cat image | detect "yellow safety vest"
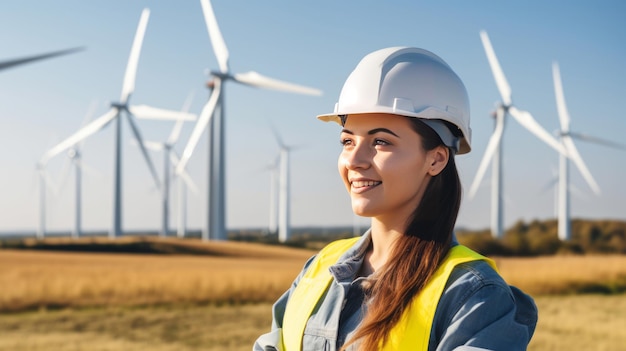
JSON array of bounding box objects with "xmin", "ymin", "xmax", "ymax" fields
[{"xmin": 281, "ymin": 237, "xmax": 498, "ymax": 351}]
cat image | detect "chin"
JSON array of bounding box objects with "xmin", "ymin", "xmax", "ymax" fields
[{"xmin": 351, "ymin": 205, "xmax": 375, "ymax": 218}]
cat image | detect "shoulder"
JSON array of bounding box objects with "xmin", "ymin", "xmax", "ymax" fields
[
  {"xmin": 449, "ymin": 260, "xmax": 508, "ymax": 293},
  {"xmin": 431, "ymin": 260, "xmax": 538, "ymax": 349},
  {"xmin": 442, "ymin": 260, "xmax": 518, "ymax": 316}
]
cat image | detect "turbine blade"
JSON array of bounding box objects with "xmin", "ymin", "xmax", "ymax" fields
[
  {"xmin": 568, "ymin": 132, "xmax": 626, "ymax": 150},
  {"xmin": 120, "ymin": 8, "xmax": 150, "ymax": 103},
  {"xmin": 181, "ymin": 90, "xmax": 196, "ymax": 113},
  {"xmin": 145, "ymin": 140, "xmax": 164, "ymax": 151},
  {"xmin": 43, "ymin": 169, "xmax": 60, "ymax": 197},
  {"xmin": 40, "ymin": 109, "xmax": 118, "ymax": 165},
  {"xmin": 167, "ymin": 91, "xmax": 196, "ymax": 145},
  {"xmin": 508, "ymin": 106, "xmax": 568, "ymax": 156},
  {"xmin": 77, "ymin": 99, "xmax": 101, "ymax": 150},
  {"xmin": 200, "ymin": 0, "xmax": 230, "ymax": 73},
  {"xmin": 540, "ymin": 177, "xmax": 558, "ymax": 194},
  {"xmin": 176, "ymin": 79, "xmax": 222, "ymax": 174},
  {"xmin": 125, "ymin": 113, "xmax": 160, "ymax": 189},
  {"xmin": 170, "ymin": 151, "xmax": 199, "ymax": 194},
  {"xmin": 234, "ymin": 71, "xmax": 322, "ymax": 96},
  {"xmin": 56, "ymin": 155, "xmax": 74, "ymax": 194},
  {"xmin": 271, "ymin": 154, "xmax": 280, "ymax": 169},
  {"xmin": 269, "ymin": 122, "xmax": 286, "ymax": 148},
  {"xmin": 479, "ymin": 30, "xmax": 512, "ymax": 106},
  {"xmin": 0, "ymin": 47, "xmax": 84, "ymax": 72},
  {"xmin": 75, "ymin": 159, "xmax": 103, "ymax": 179},
  {"xmin": 552, "ymin": 62, "xmax": 571, "ymax": 132},
  {"xmin": 570, "ymin": 183, "xmax": 590, "ymax": 201},
  {"xmin": 468, "ymin": 109, "xmax": 505, "ymax": 198},
  {"xmin": 130, "ymin": 138, "xmax": 164, "ymax": 151},
  {"xmin": 166, "ymin": 119, "xmax": 188, "ymax": 146},
  {"xmin": 129, "ymin": 105, "xmax": 197, "ymax": 121},
  {"xmin": 562, "ymin": 135, "xmax": 601, "ymax": 194}
]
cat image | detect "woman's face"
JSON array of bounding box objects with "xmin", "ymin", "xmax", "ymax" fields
[{"xmin": 338, "ymin": 113, "xmax": 447, "ymax": 226}]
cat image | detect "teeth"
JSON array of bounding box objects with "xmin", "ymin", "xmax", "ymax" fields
[{"xmin": 352, "ymin": 180, "xmax": 381, "ymax": 188}]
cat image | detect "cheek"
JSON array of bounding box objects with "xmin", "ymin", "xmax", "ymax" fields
[
  {"xmin": 337, "ymin": 155, "xmax": 349, "ymax": 187},
  {"xmin": 389, "ymin": 156, "xmax": 429, "ymax": 188}
]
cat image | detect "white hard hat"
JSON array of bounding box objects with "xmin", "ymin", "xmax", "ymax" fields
[{"xmin": 317, "ymin": 47, "xmax": 471, "ymax": 154}]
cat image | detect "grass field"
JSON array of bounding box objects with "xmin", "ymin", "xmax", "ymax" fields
[
  {"xmin": 1, "ymin": 297, "xmax": 625, "ymax": 351},
  {"xmin": 1, "ymin": 236, "xmax": 626, "ymax": 350}
]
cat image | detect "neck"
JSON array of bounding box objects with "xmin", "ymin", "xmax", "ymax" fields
[{"xmin": 362, "ymin": 219, "xmax": 404, "ymax": 274}]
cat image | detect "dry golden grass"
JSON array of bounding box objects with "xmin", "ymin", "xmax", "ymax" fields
[
  {"xmin": 494, "ymin": 254, "xmax": 626, "ymax": 294},
  {"xmin": 2, "ymin": 237, "xmax": 626, "ymax": 350},
  {"xmin": 0, "ymin": 304, "xmax": 271, "ymax": 351},
  {"xmin": 0, "ymin": 237, "xmax": 314, "ymax": 312},
  {"xmin": 528, "ymin": 295, "xmax": 626, "ymax": 351},
  {"xmin": 0, "ymin": 297, "xmax": 625, "ymax": 351},
  {"xmin": 2, "ymin": 237, "xmax": 626, "ymax": 312}
]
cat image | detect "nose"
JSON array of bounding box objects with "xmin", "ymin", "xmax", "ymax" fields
[{"xmin": 340, "ymin": 142, "xmax": 371, "ymax": 170}]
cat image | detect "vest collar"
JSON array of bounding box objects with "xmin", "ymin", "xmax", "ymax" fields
[{"xmin": 328, "ymin": 229, "xmax": 372, "ymax": 282}]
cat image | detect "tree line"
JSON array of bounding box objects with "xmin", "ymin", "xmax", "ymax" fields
[{"xmin": 230, "ymin": 219, "xmax": 626, "ymax": 256}]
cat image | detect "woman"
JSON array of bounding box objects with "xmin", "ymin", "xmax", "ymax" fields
[{"xmin": 254, "ymin": 47, "xmax": 537, "ymax": 351}]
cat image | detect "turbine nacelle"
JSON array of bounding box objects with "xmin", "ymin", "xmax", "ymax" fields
[
  {"xmin": 208, "ymin": 70, "xmax": 230, "ymax": 80},
  {"xmin": 110, "ymin": 102, "xmax": 128, "ymax": 111}
]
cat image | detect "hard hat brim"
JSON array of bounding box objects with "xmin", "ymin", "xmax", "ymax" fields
[{"xmin": 316, "ymin": 111, "xmax": 471, "ymax": 154}]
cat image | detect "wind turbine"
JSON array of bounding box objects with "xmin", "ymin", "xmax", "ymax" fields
[
  {"xmin": 176, "ymin": 0, "xmax": 322, "ymax": 241},
  {"xmin": 552, "ymin": 62, "xmax": 625, "ymax": 241},
  {"xmin": 468, "ymin": 30, "xmax": 569, "ymax": 238},
  {"xmin": 271, "ymin": 127, "xmax": 297, "ymax": 243},
  {"xmin": 39, "ymin": 8, "xmax": 195, "ymax": 239},
  {"xmin": 56, "ymin": 100, "xmax": 101, "ymax": 239},
  {"xmin": 35, "ymin": 103, "xmax": 99, "ymax": 241},
  {"xmin": 0, "ymin": 47, "xmax": 83, "ymax": 72},
  {"xmin": 134, "ymin": 93, "xmax": 199, "ymax": 237}
]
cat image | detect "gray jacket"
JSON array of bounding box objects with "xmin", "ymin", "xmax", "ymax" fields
[{"xmin": 254, "ymin": 231, "xmax": 537, "ymax": 351}]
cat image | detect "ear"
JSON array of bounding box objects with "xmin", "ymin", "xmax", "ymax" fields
[{"xmin": 427, "ymin": 146, "xmax": 449, "ymax": 176}]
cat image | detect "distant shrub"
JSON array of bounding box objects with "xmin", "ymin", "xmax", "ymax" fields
[{"xmin": 456, "ymin": 218, "xmax": 626, "ymax": 256}]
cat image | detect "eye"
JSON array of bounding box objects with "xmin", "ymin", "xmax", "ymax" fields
[
  {"xmin": 374, "ymin": 138, "xmax": 390, "ymax": 146},
  {"xmin": 340, "ymin": 137, "xmax": 353, "ymax": 146}
]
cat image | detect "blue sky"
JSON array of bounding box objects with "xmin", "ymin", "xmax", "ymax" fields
[{"xmin": 1, "ymin": 1, "xmax": 625, "ymax": 234}]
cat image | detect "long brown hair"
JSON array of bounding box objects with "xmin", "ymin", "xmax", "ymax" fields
[{"xmin": 342, "ymin": 118, "xmax": 462, "ymax": 350}]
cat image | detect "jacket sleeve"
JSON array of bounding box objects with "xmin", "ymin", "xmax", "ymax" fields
[
  {"xmin": 253, "ymin": 254, "xmax": 318, "ymax": 351},
  {"xmin": 432, "ymin": 261, "xmax": 538, "ymax": 351}
]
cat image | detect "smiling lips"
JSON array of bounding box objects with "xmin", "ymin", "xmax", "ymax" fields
[{"xmin": 351, "ymin": 179, "xmax": 382, "ymax": 193}]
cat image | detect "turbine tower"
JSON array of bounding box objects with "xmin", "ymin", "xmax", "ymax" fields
[
  {"xmin": 35, "ymin": 163, "xmax": 57, "ymax": 239},
  {"xmin": 39, "ymin": 8, "xmax": 194, "ymax": 239},
  {"xmin": 271, "ymin": 127, "xmax": 296, "ymax": 243},
  {"xmin": 264, "ymin": 155, "xmax": 280, "ymax": 236},
  {"xmin": 552, "ymin": 62, "xmax": 625, "ymax": 240},
  {"xmin": 469, "ymin": 30, "xmax": 569, "ymax": 238},
  {"xmin": 176, "ymin": 0, "xmax": 322, "ymax": 241}
]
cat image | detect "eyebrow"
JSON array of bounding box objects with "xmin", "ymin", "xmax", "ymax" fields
[{"xmin": 341, "ymin": 128, "xmax": 400, "ymax": 137}]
